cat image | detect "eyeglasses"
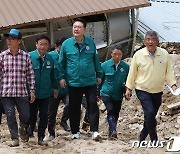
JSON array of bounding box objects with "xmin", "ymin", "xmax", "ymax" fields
[{"xmin": 145, "ymin": 38, "xmax": 157, "ymax": 43}]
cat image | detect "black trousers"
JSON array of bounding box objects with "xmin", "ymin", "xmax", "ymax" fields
[
  {"xmin": 48, "ymin": 95, "xmax": 69, "ymax": 136},
  {"xmin": 68, "ymin": 85, "xmax": 99, "ymax": 134},
  {"xmin": 102, "ymin": 96, "xmax": 122, "ymax": 122},
  {"xmin": 30, "ymin": 97, "xmax": 49, "ymax": 139},
  {"xmin": 136, "ymin": 89, "xmax": 162, "ymax": 141}
]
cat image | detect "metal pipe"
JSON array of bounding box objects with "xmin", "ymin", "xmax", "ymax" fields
[
  {"xmin": 47, "ymin": 22, "xmax": 54, "ymax": 46},
  {"xmin": 130, "ymin": 8, "xmax": 139, "ymax": 57}
]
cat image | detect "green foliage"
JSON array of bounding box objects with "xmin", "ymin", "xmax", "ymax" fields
[{"xmin": 137, "ymin": 33, "xmax": 144, "ymax": 41}]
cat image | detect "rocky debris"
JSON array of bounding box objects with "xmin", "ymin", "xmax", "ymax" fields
[
  {"xmin": 129, "ymin": 116, "xmax": 141, "ymax": 124},
  {"xmin": 160, "ymin": 42, "xmax": 180, "ymax": 54},
  {"xmin": 167, "ymin": 101, "xmax": 180, "ymax": 115},
  {"xmin": 177, "ymin": 116, "xmax": 180, "ymax": 125}
]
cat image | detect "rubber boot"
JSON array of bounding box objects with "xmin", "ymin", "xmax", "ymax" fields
[{"xmin": 107, "ymin": 115, "xmax": 117, "ymax": 138}]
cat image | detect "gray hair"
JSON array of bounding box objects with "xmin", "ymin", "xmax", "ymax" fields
[{"xmin": 145, "ymin": 30, "xmax": 159, "ymax": 41}]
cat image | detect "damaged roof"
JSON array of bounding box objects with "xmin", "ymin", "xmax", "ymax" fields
[
  {"xmin": 0, "ymin": 0, "xmax": 150, "ymax": 30},
  {"xmin": 138, "ymin": 0, "xmax": 180, "ymax": 42}
]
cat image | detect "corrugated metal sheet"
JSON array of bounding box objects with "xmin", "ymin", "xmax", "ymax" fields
[
  {"xmin": 0, "ymin": 0, "xmax": 150, "ymax": 30},
  {"xmin": 138, "ymin": 1, "xmax": 180, "ymax": 42},
  {"xmin": 148, "ymin": 0, "xmax": 180, "ymax": 2}
]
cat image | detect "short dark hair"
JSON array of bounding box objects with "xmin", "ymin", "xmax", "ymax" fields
[
  {"xmin": 145, "ymin": 30, "xmax": 159, "ymax": 41},
  {"xmin": 36, "ymin": 34, "xmax": 50, "ymax": 43},
  {"xmin": 73, "ymin": 18, "xmax": 87, "ymax": 28},
  {"xmin": 109, "ymin": 44, "xmax": 124, "ymax": 53},
  {"xmin": 55, "ymin": 37, "xmax": 67, "ymax": 47}
]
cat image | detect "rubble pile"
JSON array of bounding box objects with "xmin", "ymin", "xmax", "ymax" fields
[{"xmin": 160, "ymin": 42, "xmax": 180, "ymax": 54}]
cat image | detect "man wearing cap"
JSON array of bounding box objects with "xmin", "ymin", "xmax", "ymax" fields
[{"xmin": 0, "ymin": 29, "xmax": 35, "ymax": 147}]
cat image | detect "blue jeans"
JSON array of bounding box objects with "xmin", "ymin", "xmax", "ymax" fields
[
  {"xmin": 48, "ymin": 95, "xmax": 69, "ymax": 136},
  {"xmin": 1, "ymin": 97, "xmax": 30, "ymax": 140},
  {"xmin": 68, "ymin": 85, "xmax": 99, "ymax": 134},
  {"xmin": 136, "ymin": 89, "xmax": 162, "ymax": 141},
  {"xmin": 30, "ymin": 97, "xmax": 49, "ymax": 139}
]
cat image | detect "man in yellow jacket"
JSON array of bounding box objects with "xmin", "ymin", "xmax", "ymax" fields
[{"xmin": 125, "ymin": 30, "xmax": 177, "ymax": 142}]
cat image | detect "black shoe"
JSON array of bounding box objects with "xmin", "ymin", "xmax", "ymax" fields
[
  {"xmin": 29, "ymin": 133, "xmax": 34, "ymax": 138},
  {"xmin": 109, "ymin": 130, "xmax": 117, "ymax": 139},
  {"xmin": 19, "ymin": 126, "xmax": 29, "ymax": 142},
  {"xmin": 60, "ymin": 120, "xmax": 70, "ymax": 131},
  {"xmin": 140, "ymin": 140, "xmax": 146, "ymax": 146},
  {"xmin": 38, "ymin": 137, "xmax": 48, "ymax": 146}
]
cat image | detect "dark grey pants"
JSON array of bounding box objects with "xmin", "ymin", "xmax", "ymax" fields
[
  {"xmin": 30, "ymin": 97, "xmax": 49, "ymax": 139},
  {"xmin": 102, "ymin": 96, "xmax": 122, "ymax": 122},
  {"xmin": 1, "ymin": 97, "xmax": 30, "ymax": 140},
  {"xmin": 135, "ymin": 89, "xmax": 162, "ymax": 141},
  {"xmin": 48, "ymin": 95, "xmax": 69, "ymax": 136}
]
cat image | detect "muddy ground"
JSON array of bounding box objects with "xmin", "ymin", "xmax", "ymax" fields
[{"xmin": 0, "ymin": 45, "xmax": 180, "ymax": 154}]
